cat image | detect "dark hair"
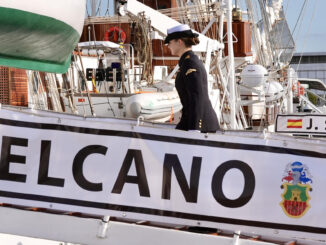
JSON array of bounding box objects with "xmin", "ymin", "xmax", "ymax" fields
[{"xmin": 180, "ymin": 37, "xmax": 200, "ymax": 47}]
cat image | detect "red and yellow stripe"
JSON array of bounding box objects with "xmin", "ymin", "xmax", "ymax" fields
[{"xmin": 287, "ymin": 119, "xmax": 302, "ymax": 128}]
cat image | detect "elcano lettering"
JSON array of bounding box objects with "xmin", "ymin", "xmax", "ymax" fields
[
  {"xmin": 73, "ymin": 145, "xmax": 108, "ymax": 191},
  {"xmin": 162, "ymin": 154, "xmax": 202, "ymax": 203},
  {"xmin": 211, "ymin": 160, "xmax": 255, "ymax": 208},
  {"xmin": 0, "ymin": 136, "xmax": 256, "ymax": 207},
  {"xmin": 0, "ymin": 136, "xmax": 27, "ymax": 182},
  {"xmin": 39, "ymin": 140, "xmax": 65, "ymax": 187},
  {"xmin": 112, "ymin": 149, "xmax": 150, "ymax": 197}
]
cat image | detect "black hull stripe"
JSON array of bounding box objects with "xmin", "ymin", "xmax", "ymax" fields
[
  {"xmin": 0, "ymin": 118, "xmax": 325, "ymax": 158},
  {"xmin": 277, "ymin": 130, "xmax": 326, "ymax": 135},
  {"xmin": 0, "ymin": 190, "xmax": 325, "ymax": 234}
]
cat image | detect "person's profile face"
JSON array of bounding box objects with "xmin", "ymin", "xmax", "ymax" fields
[{"xmin": 167, "ymin": 39, "xmax": 181, "ymax": 56}]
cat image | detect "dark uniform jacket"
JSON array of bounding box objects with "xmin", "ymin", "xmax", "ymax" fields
[{"xmin": 175, "ymin": 50, "xmax": 219, "ymax": 132}]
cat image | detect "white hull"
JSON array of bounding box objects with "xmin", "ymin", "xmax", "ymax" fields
[{"xmin": 0, "ymin": 106, "xmax": 325, "ymax": 244}]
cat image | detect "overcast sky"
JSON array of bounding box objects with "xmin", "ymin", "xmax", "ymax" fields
[{"xmin": 283, "ymin": 0, "xmax": 325, "ymax": 53}]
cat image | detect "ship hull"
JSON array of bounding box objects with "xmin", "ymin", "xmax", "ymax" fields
[{"xmin": 0, "ymin": 106, "xmax": 325, "ymax": 243}]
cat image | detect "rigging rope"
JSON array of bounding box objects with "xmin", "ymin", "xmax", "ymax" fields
[
  {"xmin": 295, "ymin": 0, "xmax": 318, "ymax": 73},
  {"xmin": 131, "ymin": 14, "xmax": 153, "ymax": 84},
  {"xmin": 95, "ymin": 0, "xmax": 102, "ymax": 16},
  {"xmin": 291, "ymin": 0, "xmax": 308, "ymax": 39},
  {"xmin": 104, "ymin": 0, "xmax": 110, "ymax": 16}
]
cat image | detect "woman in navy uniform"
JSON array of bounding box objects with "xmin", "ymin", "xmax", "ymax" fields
[{"xmin": 165, "ymin": 24, "xmax": 219, "ymax": 132}]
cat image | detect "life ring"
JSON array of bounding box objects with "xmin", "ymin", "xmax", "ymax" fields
[
  {"xmin": 104, "ymin": 26, "xmax": 126, "ymax": 43},
  {"xmin": 291, "ymin": 81, "xmax": 305, "ymax": 96}
]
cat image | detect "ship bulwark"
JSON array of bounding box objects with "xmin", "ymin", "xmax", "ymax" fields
[{"xmin": 0, "ymin": 107, "xmax": 325, "ymax": 240}]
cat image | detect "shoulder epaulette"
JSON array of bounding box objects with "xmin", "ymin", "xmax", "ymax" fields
[{"xmin": 185, "ymin": 68, "xmax": 197, "ymax": 76}]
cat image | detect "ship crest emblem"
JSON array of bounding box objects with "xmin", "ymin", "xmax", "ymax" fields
[{"xmin": 280, "ymin": 161, "xmax": 313, "ymax": 218}]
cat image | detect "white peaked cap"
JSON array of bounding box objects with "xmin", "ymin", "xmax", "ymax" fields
[
  {"xmin": 164, "ymin": 24, "xmax": 198, "ymax": 44},
  {"xmin": 167, "ymin": 24, "xmax": 191, "ymax": 34}
]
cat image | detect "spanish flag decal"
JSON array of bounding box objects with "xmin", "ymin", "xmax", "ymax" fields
[{"xmin": 287, "ymin": 119, "xmax": 303, "ymax": 128}]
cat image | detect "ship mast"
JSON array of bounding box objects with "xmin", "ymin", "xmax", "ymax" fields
[{"xmin": 226, "ymin": 0, "xmax": 236, "ymax": 129}]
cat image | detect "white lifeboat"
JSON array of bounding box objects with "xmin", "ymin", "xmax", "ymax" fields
[
  {"xmin": 264, "ymin": 81, "xmax": 284, "ymax": 102},
  {"xmin": 240, "ymin": 64, "xmax": 268, "ymax": 88},
  {"xmin": 126, "ymin": 91, "xmax": 181, "ymax": 120}
]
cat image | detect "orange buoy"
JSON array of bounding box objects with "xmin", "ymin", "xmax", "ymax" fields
[{"xmin": 104, "ymin": 26, "xmax": 126, "ymax": 43}]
